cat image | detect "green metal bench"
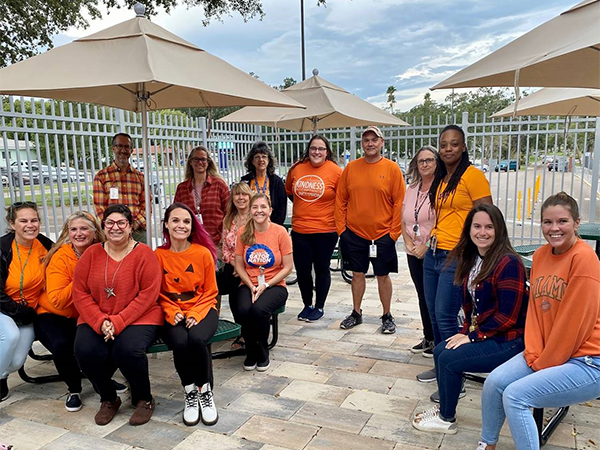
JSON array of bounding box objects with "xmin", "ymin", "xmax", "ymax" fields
[{"xmin": 514, "ymin": 244, "xmax": 542, "ymax": 257}]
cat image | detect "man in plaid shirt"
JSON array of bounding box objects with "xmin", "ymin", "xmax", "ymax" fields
[{"xmin": 93, "ymin": 133, "xmax": 147, "ymax": 243}]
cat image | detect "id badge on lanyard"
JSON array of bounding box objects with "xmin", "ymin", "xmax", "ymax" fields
[
  {"xmin": 369, "ymin": 240, "xmax": 377, "ymax": 258},
  {"xmin": 258, "ymin": 266, "xmax": 266, "ymax": 286}
]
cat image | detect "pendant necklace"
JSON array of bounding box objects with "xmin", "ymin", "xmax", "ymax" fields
[
  {"xmin": 72, "ymin": 244, "xmax": 82, "ymax": 259},
  {"xmin": 104, "ymin": 242, "xmax": 132, "ymax": 299},
  {"xmin": 15, "ymin": 241, "xmax": 34, "ymax": 304}
]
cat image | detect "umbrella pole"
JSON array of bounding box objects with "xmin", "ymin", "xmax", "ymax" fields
[{"xmin": 139, "ymin": 86, "xmax": 154, "ymax": 248}]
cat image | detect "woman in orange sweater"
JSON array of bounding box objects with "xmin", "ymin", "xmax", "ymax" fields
[
  {"xmin": 37, "ymin": 211, "xmax": 127, "ymax": 412},
  {"xmin": 155, "ymin": 202, "xmax": 219, "ymax": 427},
  {"xmin": 476, "ymin": 192, "xmax": 600, "ymax": 450}
]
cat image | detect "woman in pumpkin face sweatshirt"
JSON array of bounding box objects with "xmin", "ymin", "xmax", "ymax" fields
[{"xmin": 476, "ymin": 192, "xmax": 600, "ymax": 450}]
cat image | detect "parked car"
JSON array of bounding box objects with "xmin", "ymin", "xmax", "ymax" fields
[
  {"xmin": 494, "ymin": 159, "xmax": 519, "ymax": 172},
  {"xmin": 472, "ymin": 160, "xmax": 489, "ymax": 173},
  {"xmin": 1, "ymin": 175, "xmax": 8, "ymax": 187},
  {"xmin": 547, "ymin": 158, "xmax": 569, "ymax": 172}
]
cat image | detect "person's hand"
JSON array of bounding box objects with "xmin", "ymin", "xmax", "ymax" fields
[
  {"xmin": 445, "ymin": 333, "xmax": 470, "ymax": 350},
  {"xmin": 253, "ymin": 283, "xmax": 268, "ymax": 302},
  {"xmin": 173, "ymin": 312, "xmax": 185, "ymax": 325},
  {"xmin": 413, "ymin": 244, "xmax": 428, "ymax": 259},
  {"xmin": 102, "ymin": 320, "xmax": 115, "ymax": 341},
  {"xmin": 185, "ymin": 316, "xmax": 197, "ymax": 329}
]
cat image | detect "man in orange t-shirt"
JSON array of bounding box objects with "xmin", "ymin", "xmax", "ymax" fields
[{"xmin": 335, "ymin": 126, "xmax": 406, "ymax": 334}]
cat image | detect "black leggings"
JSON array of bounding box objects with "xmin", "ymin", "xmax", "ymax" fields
[
  {"xmin": 161, "ymin": 308, "xmax": 218, "ymax": 388},
  {"xmin": 291, "ymin": 231, "xmax": 338, "ymax": 309},
  {"xmin": 75, "ymin": 324, "xmax": 157, "ymax": 405},
  {"xmin": 230, "ymin": 285, "xmax": 287, "ymax": 363},
  {"xmin": 407, "ymin": 254, "xmax": 434, "ymax": 342},
  {"xmin": 34, "ymin": 313, "xmax": 82, "ymax": 393}
]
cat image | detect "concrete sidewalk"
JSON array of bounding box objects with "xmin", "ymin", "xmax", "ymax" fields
[{"xmin": 1, "ymin": 255, "xmax": 598, "ymax": 450}]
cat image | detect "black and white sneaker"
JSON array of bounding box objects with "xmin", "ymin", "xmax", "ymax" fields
[
  {"xmin": 381, "ymin": 313, "xmax": 396, "ymax": 334},
  {"xmin": 0, "ymin": 377, "xmax": 8, "ymax": 402},
  {"xmin": 411, "ymin": 338, "xmax": 434, "ymax": 354},
  {"xmin": 199, "ymin": 383, "xmax": 218, "ymax": 426},
  {"xmin": 112, "ymin": 380, "xmax": 128, "ymax": 394},
  {"xmin": 416, "ymin": 368, "xmax": 437, "ymax": 383},
  {"xmin": 340, "ymin": 309, "xmax": 362, "ymax": 330},
  {"xmin": 430, "ymin": 386, "xmax": 466, "ymax": 403},
  {"xmin": 65, "ymin": 393, "xmax": 83, "ymax": 412},
  {"xmin": 183, "ymin": 384, "xmax": 200, "ymax": 426}
]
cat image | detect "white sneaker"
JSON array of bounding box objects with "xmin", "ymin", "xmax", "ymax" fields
[
  {"xmin": 476, "ymin": 442, "xmax": 489, "ymax": 450},
  {"xmin": 199, "ymin": 382, "xmax": 218, "ymax": 426},
  {"xmin": 182, "ymin": 384, "xmax": 200, "ymax": 426},
  {"xmin": 412, "ymin": 405, "xmax": 457, "ymax": 434}
]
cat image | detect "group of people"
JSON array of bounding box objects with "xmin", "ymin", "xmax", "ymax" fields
[{"xmin": 0, "ymin": 128, "xmax": 598, "ymax": 450}]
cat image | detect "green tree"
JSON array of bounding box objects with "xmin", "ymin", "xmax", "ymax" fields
[
  {"xmin": 278, "ymin": 77, "xmax": 297, "ymax": 91},
  {"xmin": 0, "ymin": 0, "xmax": 327, "ymax": 67},
  {"xmin": 385, "ymin": 85, "xmax": 396, "ymax": 113}
]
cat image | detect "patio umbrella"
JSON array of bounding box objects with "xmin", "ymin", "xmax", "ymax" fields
[
  {"xmin": 218, "ymin": 69, "xmax": 409, "ymax": 134},
  {"xmin": 0, "ymin": 3, "xmax": 303, "ymax": 242},
  {"xmin": 492, "ymin": 88, "xmax": 600, "ymax": 117},
  {"xmin": 432, "ymin": 0, "xmax": 600, "ymax": 90}
]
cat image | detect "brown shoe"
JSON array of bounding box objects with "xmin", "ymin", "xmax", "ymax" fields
[
  {"xmin": 129, "ymin": 398, "xmax": 155, "ymax": 426},
  {"xmin": 95, "ymin": 397, "xmax": 121, "ymax": 425}
]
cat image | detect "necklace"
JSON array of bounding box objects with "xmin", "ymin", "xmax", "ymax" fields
[
  {"xmin": 15, "ymin": 240, "xmax": 34, "ymax": 303},
  {"xmin": 104, "ymin": 242, "xmax": 133, "ymax": 299},
  {"xmin": 72, "ymin": 244, "xmax": 82, "ymax": 259},
  {"xmin": 236, "ymin": 212, "xmax": 249, "ymax": 229}
]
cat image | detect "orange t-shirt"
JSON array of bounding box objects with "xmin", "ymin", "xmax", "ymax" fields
[
  {"xmin": 433, "ymin": 166, "xmax": 491, "ymax": 251},
  {"xmin": 524, "ymin": 240, "xmax": 600, "ymax": 371},
  {"xmin": 285, "ymin": 160, "xmax": 342, "ymax": 234},
  {"xmin": 155, "ymin": 244, "xmax": 218, "ymax": 325},
  {"xmin": 38, "ymin": 244, "xmax": 79, "ymax": 318},
  {"xmin": 5, "ymin": 239, "xmax": 48, "ymax": 310},
  {"xmin": 335, "ymin": 157, "xmax": 406, "ymax": 241},
  {"xmin": 235, "ymin": 223, "xmax": 292, "ymax": 287}
]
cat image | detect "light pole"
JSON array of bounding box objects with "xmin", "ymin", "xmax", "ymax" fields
[{"xmin": 301, "ymin": 0, "xmax": 306, "ymax": 80}]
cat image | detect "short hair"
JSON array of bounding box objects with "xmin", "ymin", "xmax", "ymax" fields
[
  {"xmin": 112, "ymin": 133, "xmax": 133, "ymax": 147},
  {"xmin": 244, "ymin": 141, "xmax": 276, "ymax": 177},
  {"xmin": 102, "ymin": 204, "xmax": 133, "ymax": 227}
]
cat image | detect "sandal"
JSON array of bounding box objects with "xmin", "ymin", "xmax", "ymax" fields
[{"xmin": 231, "ymin": 336, "xmax": 245, "ymax": 350}]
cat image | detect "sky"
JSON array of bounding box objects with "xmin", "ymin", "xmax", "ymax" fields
[{"xmin": 53, "ymin": 0, "xmax": 575, "ymax": 112}]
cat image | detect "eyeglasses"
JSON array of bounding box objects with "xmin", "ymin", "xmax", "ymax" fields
[
  {"xmin": 309, "ymin": 146, "xmax": 327, "ymax": 152},
  {"xmin": 113, "ymin": 144, "xmax": 132, "ymax": 151},
  {"xmin": 417, "ymin": 158, "xmax": 436, "ymax": 166},
  {"xmin": 189, "ymin": 157, "xmax": 208, "ymax": 164},
  {"xmin": 104, "ymin": 219, "xmax": 129, "ymax": 229}
]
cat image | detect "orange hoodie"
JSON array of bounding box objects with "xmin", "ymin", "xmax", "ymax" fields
[
  {"xmin": 524, "ymin": 240, "xmax": 600, "ymax": 371},
  {"xmin": 37, "ymin": 244, "xmax": 79, "ymax": 318}
]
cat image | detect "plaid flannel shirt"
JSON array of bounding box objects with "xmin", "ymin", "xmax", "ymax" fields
[{"xmin": 93, "ymin": 162, "xmax": 146, "ymax": 231}]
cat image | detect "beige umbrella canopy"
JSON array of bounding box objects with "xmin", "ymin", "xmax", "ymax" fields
[
  {"xmin": 218, "ymin": 70, "xmax": 409, "ymax": 133},
  {"xmin": 492, "ymin": 88, "xmax": 600, "ymax": 117},
  {"xmin": 432, "ymin": 0, "xmax": 600, "ymax": 90},
  {"xmin": 0, "ymin": 3, "xmax": 303, "ymax": 243}
]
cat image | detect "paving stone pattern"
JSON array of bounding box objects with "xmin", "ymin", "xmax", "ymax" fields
[{"xmin": 0, "ymin": 254, "xmax": 597, "ymax": 449}]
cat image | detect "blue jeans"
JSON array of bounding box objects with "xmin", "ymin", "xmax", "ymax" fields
[
  {"xmin": 423, "ymin": 248, "xmax": 462, "ymax": 345},
  {"xmin": 434, "ymin": 336, "xmax": 524, "ymax": 420},
  {"xmin": 0, "ymin": 313, "xmax": 35, "ymax": 379},
  {"xmin": 482, "ymin": 352, "xmax": 600, "ymax": 450}
]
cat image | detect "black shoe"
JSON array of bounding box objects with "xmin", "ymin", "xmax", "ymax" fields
[
  {"xmin": 256, "ymin": 358, "xmax": 270, "ymax": 372},
  {"xmin": 0, "ymin": 377, "xmax": 8, "ymax": 402},
  {"xmin": 340, "ymin": 309, "xmax": 362, "ymax": 329},
  {"xmin": 411, "ymin": 338, "xmax": 434, "ymax": 354},
  {"xmin": 423, "ymin": 347, "xmax": 434, "ymax": 358},
  {"xmin": 416, "ymin": 368, "xmax": 437, "ymax": 383},
  {"xmin": 381, "ymin": 313, "xmax": 396, "ymax": 334},
  {"xmin": 243, "ymin": 357, "xmax": 257, "ymax": 371},
  {"xmin": 430, "ymin": 387, "xmax": 466, "ymax": 403},
  {"xmin": 297, "ymin": 305, "xmax": 313, "ymax": 321},
  {"xmin": 65, "ymin": 392, "xmax": 83, "ymax": 412},
  {"xmin": 306, "ymin": 308, "xmax": 324, "ymax": 322},
  {"xmin": 112, "ymin": 380, "xmax": 128, "ymax": 394}
]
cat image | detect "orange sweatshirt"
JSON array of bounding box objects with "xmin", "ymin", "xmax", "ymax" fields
[
  {"xmin": 524, "ymin": 240, "xmax": 600, "ymax": 371},
  {"xmin": 155, "ymin": 244, "xmax": 218, "ymax": 325},
  {"xmin": 335, "ymin": 157, "xmax": 406, "ymax": 241},
  {"xmin": 38, "ymin": 244, "xmax": 79, "ymax": 318}
]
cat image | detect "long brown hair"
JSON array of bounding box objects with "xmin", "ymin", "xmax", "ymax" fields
[
  {"xmin": 44, "ymin": 211, "xmax": 105, "ymax": 269},
  {"xmin": 240, "ymin": 194, "xmax": 271, "ymax": 246},
  {"xmin": 184, "ymin": 145, "xmax": 223, "ymax": 181},
  {"xmin": 223, "ymin": 182, "xmax": 253, "ymax": 231},
  {"xmin": 290, "ymin": 135, "xmax": 337, "ymax": 170},
  {"xmin": 449, "ymin": 204, "xmax": 520, "ymax": 286}
]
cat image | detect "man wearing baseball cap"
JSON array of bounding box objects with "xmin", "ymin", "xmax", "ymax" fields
[{"xmin": 335, "ymin": 126, "xmax": 406, "ymax": 333}]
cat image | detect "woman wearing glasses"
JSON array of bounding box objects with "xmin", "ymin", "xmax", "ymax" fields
[
  {"xmin": 0, "ymin": 201, "xmax": 53, "ymax": 402},
  {"xmin": 285, "ymin": 135, "xmax": 342, "ymax": 322},
  {"xmin": 241, "ymin": 142, "xmax": 287, "ymax": 225},
  {"xmin": 174, "ymin": 146, "xmax": 230, "ymax": 249},
  {"xmin": 402, "ymin": 146, "xmax": 439, "ymax": 357},
  {"xmin": 37, "ymin": 211, "xmax": 128, "ymax": 413},
  {"xmin": 73, "ymin": 204, "xmax": 162, "ymax": 426}
]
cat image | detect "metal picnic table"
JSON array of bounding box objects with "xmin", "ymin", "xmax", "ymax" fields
[{"xmin": 579, "ymin": 223, "xmax": 600, "ymax": 259}]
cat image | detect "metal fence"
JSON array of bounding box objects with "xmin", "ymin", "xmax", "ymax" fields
[{"xmin": 1, "ymin": 96, "xmax": 599, "ymax": 246}]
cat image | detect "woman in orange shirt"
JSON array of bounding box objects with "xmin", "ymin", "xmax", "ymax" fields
[
  {"xmin": 0, "ymin": 202, "xmax": 52, "ymax": 402},
  {"xmin": 37, "ymin": 211, "xmax": 121, "ymax": 412},
  {"xmin": 234, "ymin": 194, "xmax": 293, "ymax": 371},
  {"xmin": 155, "ymin": 202, "xmax": 219, "ymax": 427},
  {"xmin": 285, "ymin": 135, "xmax": 342, "ymax": 322}
]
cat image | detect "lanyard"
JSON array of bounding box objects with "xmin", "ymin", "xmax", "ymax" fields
[
  {"xmin": 193, "ymin": 182, "xmax": 204, "ymax": 214},
  {"xmin": 254, "ymin": 176, "xmax": 268, "ymax": 194},
  {"xmin": 413, "ymin": 182, "xmax": 429, "ymax": 224},
  {"xmin": 15, "ymin": 241, "xmax": 34, "ymax": 304}
]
